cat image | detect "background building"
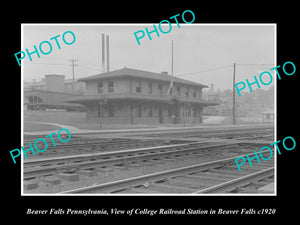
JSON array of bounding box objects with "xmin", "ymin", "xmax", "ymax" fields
[
  {"xmin": 24, "ymin": 74, "xmax": 85, "ymax": 94},
  {"xmin": 24, "ymin": 75, "xmax": 85, "ymax": 111}
]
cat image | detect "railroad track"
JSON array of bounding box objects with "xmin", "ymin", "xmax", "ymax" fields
[
  {"xmin": 23, "ymin": 126, "xmax": 273, "ymax": 159},
  {"xmin": 23, "ymin": 125, "xmax": 275, "ymax": 194},
  {"xmin": 140, "ymin": 128, "xmax": 274, "ymax": 139},
  {"xmin": 23, "ymin": 141, "xmax": 273, "ymax": 194},
  {"xmin": 23, "ymin": 137, "xmax": 170, "ymax": 148},
  {"xmin": 201, "ymin": 130, "xmax": 274, "ymax": 139},
  {"xmin": 23, "ymin": 138, "xmax": 184, "ymax": 159},
  {"xmin": 234, "ymin": 134, "xmax": 274, "ymax": 141},
  {"xmin": 24, "ymin": 141, "xmax": 234, "ymax": 179},
  {"xmin": 61, "ymin": 154, "xmax": 274, "ymax": 194}
]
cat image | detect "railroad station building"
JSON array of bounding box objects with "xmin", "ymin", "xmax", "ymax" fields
[{"xmin": 66, "ymin": 67, "xmax": 219, "ymax": 125}]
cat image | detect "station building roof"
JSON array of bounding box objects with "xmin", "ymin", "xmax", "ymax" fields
[{"xmin": 78, "ymin": 67, "xmax": 208, "ymax": 88}]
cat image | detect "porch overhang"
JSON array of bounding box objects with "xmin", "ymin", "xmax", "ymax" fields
[{"xmin": 64, "ymin": 93, "xmax": 220, "ymax": 106}]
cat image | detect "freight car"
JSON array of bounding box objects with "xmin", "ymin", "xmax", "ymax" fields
[{"xmin": 24, "ymin": 90, "xmax": 85, "ymax": 112}]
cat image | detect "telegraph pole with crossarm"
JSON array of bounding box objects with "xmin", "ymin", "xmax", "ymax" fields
[{"xmin": 69, "ymin": 58, "xmax": 78, "ymax": 93}]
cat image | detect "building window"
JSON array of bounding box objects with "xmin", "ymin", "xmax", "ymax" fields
[
  {"xmin": 198, "ymin": 90, "xmax": 202, "ymax": 99},
  {"xmin": 108, "ymin": 105, "xmax": 114, "ymax": 117},
  {"xmin": 193, "ymin": 89, "xmax": 197, "ymax": 98},
  {"xmin": 136, "ymin": 81, "xmax": 142, "ymax": 93},
  {"xmin": 177, "ymin": 86, "xmax": 181, "ymax": 96},
  {"xmin": 158, "ymin": 84, "xmax": 163, "ymax": 95},
  {"xmin": 97, "ymin": 82, "xmax": 103, "ymax": 93},
  {"xmin": 108, "ymin": 81, "xmax": 114, "ymax": 93},
  {"xmin": 28, "ymin": 96, "xmax": 33, "ymax": 103},
  {"xmin": 168, "ymin": 107, "xmax": 172, "ymax": 117},
  {"xmin": 193, "ymin": 107, "xmax": 197, "ymax": 117},
  {"xmin": 185, "ymin": 87, "xmax": 189, "ymax": 97},
  {"xmin": 148, "ymin": 82, "xmax": 152, "ymax": 94},
  {"xmin": 37, "ymin": 96, "xmax": 43, "ymax": 103}
]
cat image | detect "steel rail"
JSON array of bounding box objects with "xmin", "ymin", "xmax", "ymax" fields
[
  {"xmin": 200, "ymin": 129, "xmax": 273, "ymax": 137},
  {"xmin": 61, "ymin": 153, "xmax": 273, "ymax": 194},
  {"xmin": 24, "ymin": 141, "xmax": 210, "ymax": 167},
  {"xmin": 234, "ymin": 134, "xmax": 274, "ymax": 141},
  {"xmin": 153, "ymin": 129, "xmax": 273, "ymax": 138},
  {"xmin": 144, "ymin": 129, "xmax": 273, "ymax": 138},
  {"xmin": 23, "ymin": 142, "xmax": 232, "ymax": 179},
  {"xmin": 23, "ymin": 138, "xmax": 169, "ymax": 151},
  {"xmin": 193, "ymin": 167, "xmax": 274, "ymax": 194}
]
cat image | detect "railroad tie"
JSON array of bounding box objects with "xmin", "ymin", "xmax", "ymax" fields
[
  {"xmin": 57, "ymin": 173, "xmax": 80, "ymax": 182},
  {"xmin": 76, "ymin": 169, "xmax": 98, "ymax": 177},
  {"xmin": 23, "ymin": 181, "xmax": 39, "ymax": 190}
]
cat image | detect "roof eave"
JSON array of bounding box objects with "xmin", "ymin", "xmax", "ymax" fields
[{"xmin": 79, "ymin": 74, "xmax": 208, "ymax": 88}]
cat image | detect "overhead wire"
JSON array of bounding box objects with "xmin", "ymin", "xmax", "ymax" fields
[
  {"xmin": 237, "ymin": 63, "xmax": 274, "ymax": 66},
  {"xmin": 22, "ymin": 61, "xmax": 68, "ymax": 66},
  {"xmin": 176, "ymin": 65, "xmax": 233, "ymax": 77},
  {"xmin": 175, "ymin": 63, "xmax": 274, "ymax": 77}
]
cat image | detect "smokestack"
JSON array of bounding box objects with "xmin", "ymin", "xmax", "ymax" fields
[
  {"xmin": 101, "ymin": 33, "xmax": 105, "ymax": 73},
  {"xmin": 106, "ymin": 35, "xmax": 110, "ymax": 72}
]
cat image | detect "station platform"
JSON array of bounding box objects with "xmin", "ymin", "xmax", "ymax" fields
[{"xmin": 23, "ymin": 121, "xmax": 273, "ymax": 136}]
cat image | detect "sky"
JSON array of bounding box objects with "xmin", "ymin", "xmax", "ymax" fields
[{"xmin": 22, "ymin": 24, "xmax": 275, "ymax": 91}]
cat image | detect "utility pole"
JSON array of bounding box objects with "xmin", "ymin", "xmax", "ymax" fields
[
  {"xmin": 167, "ymin": 40, "xmax": 174, "ymax": 95},
  {"xmin": 69, "ymin": 58, "xmax": 78, "ymax": 93},
  {"xmin": 232, "ymin": 62, "xmax": 237, "ymax": 125},
  {"xmin": 171, "ymin": 39, "xmax": 173, "ymax": 77},
  {"xmin": 99, "ymin": 95, "xmax": 107, "ymax": 129}
]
